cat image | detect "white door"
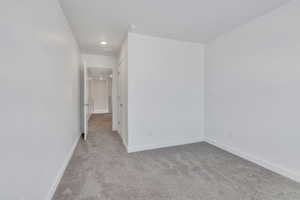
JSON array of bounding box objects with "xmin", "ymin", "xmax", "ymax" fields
[
  {"xmin": 117, "ymin": 64, "xmax": 122, "ymax": 134},
  {"xmin": 83, "ymin": 63, "xmax": 89, "ymax": 140}
]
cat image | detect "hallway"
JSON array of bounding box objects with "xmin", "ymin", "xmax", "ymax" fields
[{"xmin": 53, "ymin": 114, "xmax": 300, "ymax": 200}]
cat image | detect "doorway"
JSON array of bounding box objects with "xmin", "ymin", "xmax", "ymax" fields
[{"xmin": 82, "ymin": 66, "xmax": 114, "ymax": 140}]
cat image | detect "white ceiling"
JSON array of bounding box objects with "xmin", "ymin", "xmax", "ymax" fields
[{"xmin": 59, "ymin": 0, "xmax": 291, "ymax": 55}]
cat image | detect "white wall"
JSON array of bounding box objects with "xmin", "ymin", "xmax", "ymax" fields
[
  {"xmin": 205, "ymin": 0, "xmax": 300, "ymax": 182},
  {"xmin": 127, "ymin": 33, "xmax": 205, "ymax": 152},
  {"xmin": 0, "ymin": 0, "xmax": 80, "ymax": 199},
  {"xmin": 82, "ymin": 54, "xmax": 116, "ymax": 68}
]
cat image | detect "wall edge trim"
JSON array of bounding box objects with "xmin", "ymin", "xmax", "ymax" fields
[
  {"xmin": 45, "ymin": 134, "xmax": 81, "ymax": 200},
  {"xmin": 205, "ymin": 137, "xmax": 300, "ymax": 183},
  {"xmin": 127, "ymin": 137, "xmax": 204, "ymax": 153}
]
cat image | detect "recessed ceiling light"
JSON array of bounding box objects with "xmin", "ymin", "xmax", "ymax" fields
[{"xmin": 100, "ymin": 41, "xmax": 107, "ymax": 45}]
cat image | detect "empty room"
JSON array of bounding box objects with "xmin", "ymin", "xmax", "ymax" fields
[{"xmin": 1, "ymin": 0, "xmax": 300, "ymax": 199}]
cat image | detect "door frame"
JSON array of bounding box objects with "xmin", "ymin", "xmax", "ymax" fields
[{"xmin": 82, "ymin": 61, "xmax": 89, "ymax": 140}]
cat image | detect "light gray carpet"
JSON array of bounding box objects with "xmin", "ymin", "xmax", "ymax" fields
[{"xmin": 53, "ymin": 114, "xmax": 300, "ymax": 200}]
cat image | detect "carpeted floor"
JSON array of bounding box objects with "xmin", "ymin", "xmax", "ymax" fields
[{"xmin": 53, "ymin": 114, "xmax": 300, "ymax": 200}]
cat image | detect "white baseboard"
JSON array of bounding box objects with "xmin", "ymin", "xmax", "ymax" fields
[
  {"xmin": 121, "ymin": 135, "xmax": 128, "ymax": 152},
  {"xmin": 127, "ymin": 137, "xmax": 204, "ymax": 153},
  {"xmin": 93, "ymin": 109, "xmax": 108, "ymax": 114},
  {"xmin": 45, "ymin": 134, "xmax": 81, "ymax": 200},
  {"xmin": 205, "ymin": 137, "xmax": 300, "ymax": 183},
  {"xmin": 117, "ymin": 131, "xmax": 128, "ymax": 152}
]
